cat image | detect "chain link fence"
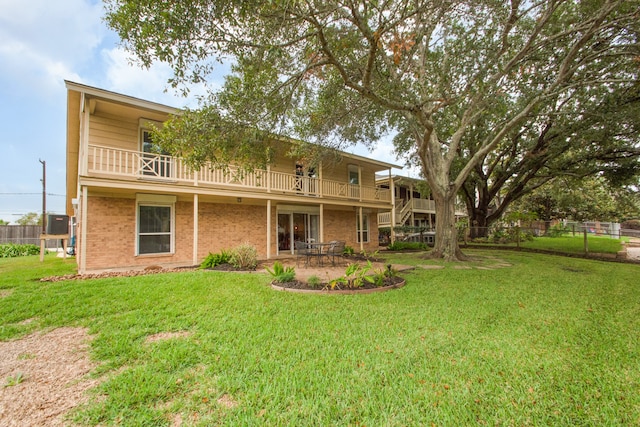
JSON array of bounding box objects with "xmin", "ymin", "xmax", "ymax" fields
[{"xmin": 381, "ymin": 222, "xmax": 634, "ymax": 257}]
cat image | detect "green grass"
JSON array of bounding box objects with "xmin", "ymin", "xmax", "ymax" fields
[
  {"xmin": 519, "ymin": 234, "xmax": 624, "ymax": 255},
  {"xmin": 468, "ymin": 234, "xmax": 624, "ymax": 255},
  {"xmin": 1, "ymin": 251, "xmax": 639, "ymax": 426}
]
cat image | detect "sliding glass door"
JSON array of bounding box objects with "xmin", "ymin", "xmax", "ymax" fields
[{"xmin": 278, "ymin": 212, "xmax": 319, "ymax": 254}]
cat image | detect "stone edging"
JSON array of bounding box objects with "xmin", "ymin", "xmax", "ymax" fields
[{"xmin": 271, "ymin": 279, "xmax": 406, "ymax": 295}]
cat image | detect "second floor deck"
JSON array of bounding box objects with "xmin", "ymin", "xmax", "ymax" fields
[
  {"xmin": 378, "ymin": 198, "xmax": 467, "ymax": 227},
  {"xmin": 83, "ymin": 144, "xmax": 392, "ymax": 204}
]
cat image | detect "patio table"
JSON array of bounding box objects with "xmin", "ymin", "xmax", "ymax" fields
[{"xmin": 307, "ymin": 242, "xmax": 333, "ymax": 267}]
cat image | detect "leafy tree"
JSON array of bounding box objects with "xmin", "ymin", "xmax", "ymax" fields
[
  {"xmin": 512, "ymin": 176, "xmax": 640, "ymax": 229},
  {"xmin": 105, "ymin": 0, "xmax": 639, "ymax": 260},
  {"xmin": 0, "ymin": 219, "xmax": 9, "ymax": 225},
  {"xmin": 15, "ymin": 212, "xmax": 41, "ymax": 226},
  {"xmin": 462, "ymin": 83, "xmax": 640, "ymax": 237}
]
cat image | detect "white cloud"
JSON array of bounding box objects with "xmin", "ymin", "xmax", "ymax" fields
[
  {"xmin": 355, "ymin": 134, "xmax": 418, "ymax": 177},
  {"xmin": 0, "ymin": 40, "xmax": 82, "ymax": 94},
  {"xmin": 101, "ymin": 46, "xmax": 230, "ymax": 109},
  {"xmin": 101, "ymin": 47, "xmax": 193, "ymax": 107},
  {"xmin": 0, "ymin": 0, "xmax": 104, "ymax": 94}
]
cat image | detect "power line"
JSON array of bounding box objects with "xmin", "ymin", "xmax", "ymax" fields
[{"xmin": 0, "ymin": 193, "xmax": 65, "ymax": 197}]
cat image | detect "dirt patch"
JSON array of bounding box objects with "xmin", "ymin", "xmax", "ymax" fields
[
  {"xmin": 217, "ymin": 394, "xmax": 238, "ymax": 409},
  {"xmin": 40, "ymin": 266, "xmax": 197, "ymax": 282},
  {"xmin": 417, "ymin": 265, "xmax": 445, "ymax": 270},
  {"xmin": 145, "ymin": 331, "xmax": 193, "ymax": 343},
  {"xmin": 0, "ymin": 327, "xmax": 98, "ymax": 426}
]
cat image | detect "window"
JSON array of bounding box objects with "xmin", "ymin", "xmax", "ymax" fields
[
  {"xmin": 348, "ymin": 164, "xmax": 360, "ymax": 198},
  {"xmin": 137, "ymin": 195, "xmax": 175, "ymax": 255},
  {"xmin": 140, "ymin": 126, "xmax": 171, "ymax": 178},
  {"xmin": 356, "ymin": 213, "xmax": 369, "ymax": 243},
  {"xmin": 348, "ymin": 164, "xmax": 359, "ymax": 184}
]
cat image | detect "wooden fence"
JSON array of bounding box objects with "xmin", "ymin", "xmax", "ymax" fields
[{"xmin": 0, "ymin": 225, "xmax": 61, "ymax": 248}]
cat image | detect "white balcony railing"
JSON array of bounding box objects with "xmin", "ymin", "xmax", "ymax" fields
[
  {"xmin": 377, "ymin": 198, "xmax": 467, "ymax": 227},
  {"xmin": 85, "ymin": 145, "xmax": 391, "ymax": 203}
]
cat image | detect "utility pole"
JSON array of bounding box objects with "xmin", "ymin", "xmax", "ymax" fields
[{"xmin": 39, "ymin": 159, "xmax": 46, "ymax": 234}]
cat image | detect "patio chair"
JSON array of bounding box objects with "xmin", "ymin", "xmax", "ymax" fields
[
  {"xmin": 295, "ymin": 241, "xmax": 312, "ymax": 267},
  {"xmin": 326, "ymin": 240, "xmax": 346, "ymax": 266}
]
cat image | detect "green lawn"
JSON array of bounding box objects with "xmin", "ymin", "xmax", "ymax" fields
[
  {"xmin": 519, "ymin": 234, "xmax": 624, "ymax": 255},
  {"xmin": 467, "ymin": 233, "xmax": 625, "ymax": 255},
  {"xmin": 1, "ymin": 252, "xmax": 639, "ymax": 426}
]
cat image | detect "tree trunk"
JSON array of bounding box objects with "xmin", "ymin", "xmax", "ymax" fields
[
  {"xmin": 468, "ymin": 207, "xmax": 490, "ymax": 239},
  {"xmin": 429, "ymin": 188, "xmax": 467, "ymax": 261}
]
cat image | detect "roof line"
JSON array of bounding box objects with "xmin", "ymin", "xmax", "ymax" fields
[
  {"xmin": 65, "ymin": 80, "xmax": 402, "ymax": 170},
  {"xmin": 65, "ymin": 80, "xmax": 179, "ymax": 114}
]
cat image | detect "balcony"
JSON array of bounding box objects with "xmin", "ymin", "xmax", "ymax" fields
[
  {"xmin": 378, "ymin": 198, "xmax": 467, "ymax": 227},
  {"xmin": 84, "ymin": 145, "xmax": 391, "ymax": 203}
]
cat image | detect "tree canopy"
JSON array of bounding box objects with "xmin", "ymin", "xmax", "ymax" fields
[
  {"xmin": 105, "ymin": 0, "xmax": 640, "ymax": 260},
  {"xmin": 15, "ymin": 212, "xmax": 42, "ymax": 226},
  {"xmin": 461, "ymin": 82, "xmax": 640, "ymax": 236},
  {"xmin": 512, "ymin": 175, "xmax": 640, "ymax": 226}
]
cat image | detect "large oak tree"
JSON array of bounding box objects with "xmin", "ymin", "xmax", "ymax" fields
[
  {"xmin": 459, "ymin": 83, "xmax": 640, "ymax": 238},
  {"xmin": 105, "ymin": 0, "xmax": 639, "ymax": 260}
]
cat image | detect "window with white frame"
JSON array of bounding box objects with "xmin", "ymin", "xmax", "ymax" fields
[
  {"xmin": 348, "ymin": 164, "xmax": 359, "ymax": 184},
  {"xmin": 348, "ymin": 164, "xmax": 361, "ymax": 198},
  {"xmin": 356, "ymin": 213, "xmax": 369, "ymax": 243},
  {"xmin": 140, "ymin": 119, "xmax": 171, "ymax": 178},
  {"xmin": 136, "ymin": 195, "xmax": 175, "ymax": 255}
]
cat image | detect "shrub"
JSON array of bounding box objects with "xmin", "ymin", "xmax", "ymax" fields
[
  {"xmin": 485, "ymin": 226, "xmax": 535, "ymax": 244},
  {"xmin": 328, "ymin": 261, "xmax": 375, "ymax": 289},
  {"xmin": 489, "ymin": 226, "xmax": 508, "ymax": 243},
  {"xmin": 229, "ymin": 242, "xmax": 258, "ymax": 270},
  {"xmin": 0, "ymin": 244, "xmax": 42, "ymax": 258},
  {"xmin": 621, "ymin": 219, "xmax": 640, "ymax": 230},
  {"xmin": 265, "ymin": 261, "xmax": 296, "ymax": 283},
  {"xmin": 517, "ymin": 228, "xmax": 535, "ymax": 242},
  {"xmin": 343, "ymin": 245, "xmax": 355, "ymax": 255},
  {"xmin": 546, "ymin": 223, "xmax": 570, "ymax": 237},
  {"xmin": 384, "ymin": 264, "xmax": 398, "ymax": 279},
  {"xmin": 307, "ymin": 275, "xmax": 322, "ymax": 288},
  {"xmin": 200, "ymin": 249, "xmax": 231, "ymax": 269},
  {"xmin": 387, "ymin": 241, "xmax": 427, "ymax": 251}
]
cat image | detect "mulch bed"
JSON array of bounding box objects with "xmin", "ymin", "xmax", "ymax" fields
[
  {"xmin": 210, "ymin": 263, "xmax": 257, "ymax": 272},
  {"xmin": 39, "ymin": 266, "xmax": 197, "ymax": 282},
  {"xmin": 272, "ymin": 275, "xmax": 405, "ymax": 292}
]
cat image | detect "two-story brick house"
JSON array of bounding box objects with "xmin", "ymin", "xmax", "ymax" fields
[{"xmin": 65, "ymin": 81, "xmax": 400, "ymax": 273}]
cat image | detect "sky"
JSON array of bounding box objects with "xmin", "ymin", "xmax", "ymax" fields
[{"xmin": 0, "ymin": 0, "xmax": 409, "ymax": 224}]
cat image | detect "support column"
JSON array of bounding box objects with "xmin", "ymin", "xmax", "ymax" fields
[
  {"xmin": 318, "ymin": 162, "xmax": 323, "ymax": 198},
  {"xmin": 40, "ymin": 234, "xmax": 68, "ymax": 262},
  {"xmin": 79, "ymin": 186, "xmax": 88, "ymax": 274},
  {"xmin": 358, "ymin": 206, "xmax": 364, "ymax": 252},
  {"xmin": 266, "ymin": 200, "xmax": 272, "ymax": 259},
  {"xmin": 358, "ymin": 166, "xmax": 362, "ymax": 202},
  {"xmin": 79, "ymin": 96, "xmax": 90, "ymax": 175},
  {"xmin": 389, "ymin": 170, "xmax": 396, "ymax": 244},
  {"xmin": 410, "ymin": 183, "xmax": 415, "ymax": 227},
  {"xmin": 193, "ymin": 194, "xmax": 199, "ymax": 266},
  {"xmin": 267, "ymin": 165, "xmax": 271, "ymax": 193},
  {"xmin": 319, "ymin": 203, "xmax": 324, "ymax": 242}
]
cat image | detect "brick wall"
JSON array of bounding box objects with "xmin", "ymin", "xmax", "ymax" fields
[
  {"xmin": 84, "ymin": 196, "xmax": 136, "ymax": 270},
  {"xmin": 324, "ymin": 208, "xmax": 379, "ymax": 252},
  {"xmin": 197, "ymin": 202, "xmax": 269, "ymax": 259},
  {"xmin": 83, "ymin": 197, "xmax": 193, "ymax": 270},
  {"xmin": 82, "ymin": 195, "xmax": 376, "ymax": 271}
]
